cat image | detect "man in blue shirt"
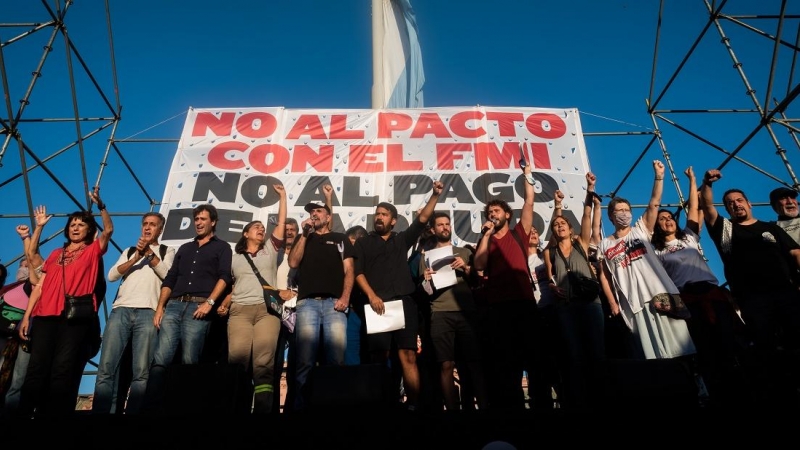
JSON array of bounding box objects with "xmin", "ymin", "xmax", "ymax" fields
[{"xmin": 152, "ymin": 204, "xmax": 233, "ymax": 366}]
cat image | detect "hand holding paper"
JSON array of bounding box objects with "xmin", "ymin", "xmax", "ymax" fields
[
  {"xmin": 364, "ymin": 299, "xmax": 406, "ymax": 334},
  {"xmin": 425, "ymin": 246, "xmax": 457, "ymax": 290}
]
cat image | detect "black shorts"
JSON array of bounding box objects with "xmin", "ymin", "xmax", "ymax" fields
[
  {"xmin": 367, "ymin": 296, "xmax": 419, "ymax": 351},
  {"xmin": 430, "ymin": 310, "xmax": 481, "ymax": 363}
]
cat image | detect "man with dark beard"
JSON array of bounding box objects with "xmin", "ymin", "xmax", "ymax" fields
[
  {"xmin": 354, "ymin": 180, "xmax": 443, "ymax": 411},
  {"xmin": 419, "ymin": 212, "xmax": 487, "ymax": 411},
  {"xmin": 473, "ymin": 162, "xmax": 536, "ymax": 411}
]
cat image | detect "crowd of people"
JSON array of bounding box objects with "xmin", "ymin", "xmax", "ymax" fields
[{"xmin": 1, "ymin": 161, "xmax": 800, "ymax": 417}]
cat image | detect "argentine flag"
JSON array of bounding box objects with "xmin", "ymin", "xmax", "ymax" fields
[{"xmin": 380, "ymin": 0, "xmax": 425, "ymax": 108}]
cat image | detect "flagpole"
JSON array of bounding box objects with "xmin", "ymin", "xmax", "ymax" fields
[{"xmin": 371, "ymin": 0, "xmax": 384, "ymax": 109}]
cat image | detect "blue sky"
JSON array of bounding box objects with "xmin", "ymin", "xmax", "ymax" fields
[{"xmin": 2, "ymin": 1, "xmax": 798, "ymax": 392}]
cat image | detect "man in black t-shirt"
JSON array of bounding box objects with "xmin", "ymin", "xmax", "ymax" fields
[
  {"xmin": 701, "ymin": 169, "xmax": 800, "ymax": 406},
  {"xmin": 354, "ymin": 180, "xmax": 443, "ymax": 411},
  {"xmin": 288, "ymin": 201, "xmax": 355, "ymax": 411}
]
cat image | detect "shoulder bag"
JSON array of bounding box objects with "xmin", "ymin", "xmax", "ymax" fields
[
  {"xmin": 243, "ymin": 253, "xmax": 296, "ymax": 332},
  {"xmin": 555, "ymin": 241, "xmax": 600, "ymax": 303},
  {"xmin": 62, "ymin": 249, "xmax": 96, "ymax": 321}
]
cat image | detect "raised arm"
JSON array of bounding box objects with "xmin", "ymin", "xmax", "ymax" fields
[
  {"xmin": 272, "ymin": 184, "xmax": 287, "ymax": 241},
  {"xmin": 642, "ymin": 160, "xmax": 665, "ymax": 233},
  {"xmin": 550, "ymin": 189, "xmax": 564, "ymax": 222},
  {"xmin": 27, "ymin": 205, "xmax": 51, "ymax": 275},
  {"xmin": 700, "ymin": 169, "xmax": 721, "ymax": 228},
  {"xmin": 579, "ymin": 173, "xmax": 596, "ymax": 248},
  {"xmin": 591, "ymin": 194, "xmax": 603, "ymax": 247},
  {"xmin": 417, "ymin": 180, "xmax": 444, "ymax": 225},
  {"xmin": 15, "ymin": 225, "xmax": 34, "ymax": 280},
  {"xmin": 520, "ymin": 163, "xmax": 535, "ymax": 235},
  {"xmin": 323, "ymin": 183, "xmax": 334, "ymax": 232},
  {"xmin": 90, "ymin": 187, "xmax": 113, "ymax": 252},
  {"xmin": 684, "ymin": 167, "xmax": 700, "ymax": 234}
]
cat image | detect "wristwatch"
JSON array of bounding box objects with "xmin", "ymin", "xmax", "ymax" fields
[
  {"xmin": 144, "ymin": 252, "xmax": 155, "ymax": 262},
  {"xmin": 207, "ymin": 298, "xmax": 216, "ymax": 307}
]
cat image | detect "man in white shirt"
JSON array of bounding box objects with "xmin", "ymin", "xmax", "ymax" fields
[{"xmin": 92, "ymin": 212, "xmax": 175, "ymax": 414}]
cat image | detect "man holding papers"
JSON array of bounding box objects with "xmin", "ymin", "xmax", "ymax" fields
[
  {"xmin": 419, "ymin": 212, "xmax": 487, "ymax": 411},
  {"xmin": 354, "ymin": 180, "xmax": 444, "ymax": 411}
]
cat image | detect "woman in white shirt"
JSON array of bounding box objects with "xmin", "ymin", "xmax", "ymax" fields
[{"xmin": 651, "ymin": 167, "xmax": 746, "ymax": 407}]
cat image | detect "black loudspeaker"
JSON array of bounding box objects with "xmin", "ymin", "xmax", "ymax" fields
[
  {"xmin": 305, "ymin": 363, "xmax": 394, "ymax": 411},
  {"xmin": 598, "ymin": 358, "xmax": 699, "ymax": 409},
  {"xmin": 157, "ymin": 363, "xmax": 253, "ymax": 416}
]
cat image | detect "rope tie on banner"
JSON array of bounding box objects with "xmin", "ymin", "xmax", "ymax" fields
[
  {"xmin": 580, "ymin": 110, "xmax": 653, "ymax": 131},
  {"xmin": 116, "ymin": 109, "xmax": 189, "ymax": 142}
]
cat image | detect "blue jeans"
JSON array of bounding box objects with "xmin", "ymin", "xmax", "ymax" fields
[
  {"xmin": 344, "ymin": 308, "xmax": 363, "ymax": 365},
  {"xmin": 294, "ymin": 297, "xmax": 347, "ymax": 410},
  {"xmin": 92, "ymin": 307, "xmax": 158, "ymax": 414},
  {"xmin": 141, "ymin": 302, "xmax": 212, "ymax": 414},
  {"xmin": 151, "ymin": 301, "xmax": 211, "ymax": 366},
  {"xmin": 4, "ymin": 341, "xmax": 31, "ymax": 413},
  {"xmin": 554, "ymin": 299, "xmax": 605, "ymax": 409}
]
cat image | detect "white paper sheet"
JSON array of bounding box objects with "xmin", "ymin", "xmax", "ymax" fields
[
  {"xmin": 364, "ymin": 299, "xmax": 406, "ymax": 334},
  {"xmin": 425, "ymin": 246, "xmax": 457, "ymax": 289}
]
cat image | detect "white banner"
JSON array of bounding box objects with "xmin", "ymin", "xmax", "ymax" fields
[{"xmin": 158, "ymin": 106, "xmax": 592, "ymax": 248}]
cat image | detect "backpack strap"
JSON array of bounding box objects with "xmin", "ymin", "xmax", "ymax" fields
[
  {"xmin": 508, "ymin": 228, "xmax": 537, "ymax": 290},
  {"xmin": 243, "ymin": 253, "xmax": 283, "ymax": 303}
]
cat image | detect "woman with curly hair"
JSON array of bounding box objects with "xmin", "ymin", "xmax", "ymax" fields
[{"xmin": 652, "ymin": 167, "xmax": 745, "ymax": 407}]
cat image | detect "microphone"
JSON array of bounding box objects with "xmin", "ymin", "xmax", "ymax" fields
[
  {"xmin": 302, "ymin": 223, "xmax": 313, "ymax": 235},
  {"xmin": 481, "ymin": 218, "xmax": 499, "ymax": 234}
]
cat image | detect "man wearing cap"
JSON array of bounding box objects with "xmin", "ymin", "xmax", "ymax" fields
[
  {"xmin": 701, "ymin": 169, "xmax": 800, "ymax": 407},
  {"xmin": 287, "ymin": 199, "xmax": 355, "ymax": 411},
  {"xmin": 770, "ymin": 186, "xmax": 800, "ymax": 245},
  {"xmin": 354, "ymin": 180, "xmax": 444, "ymax": 411}
]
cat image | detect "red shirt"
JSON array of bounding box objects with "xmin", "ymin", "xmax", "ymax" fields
[
  {"xmin": 34, "ymin": 240, "xmax": 105, "ymax": 317},
  {"xmin": 484, "ymin": 222, "xmax": 536, "ymax": 303}
]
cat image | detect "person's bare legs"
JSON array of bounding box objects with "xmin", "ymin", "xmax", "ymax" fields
[
  {"xmin": 440, "ymin": 360, "xmax": 459, "ymax": 410},
  {"xmin": 397, "ymin": 348, "xmax": 420, "ymax": 408}
]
